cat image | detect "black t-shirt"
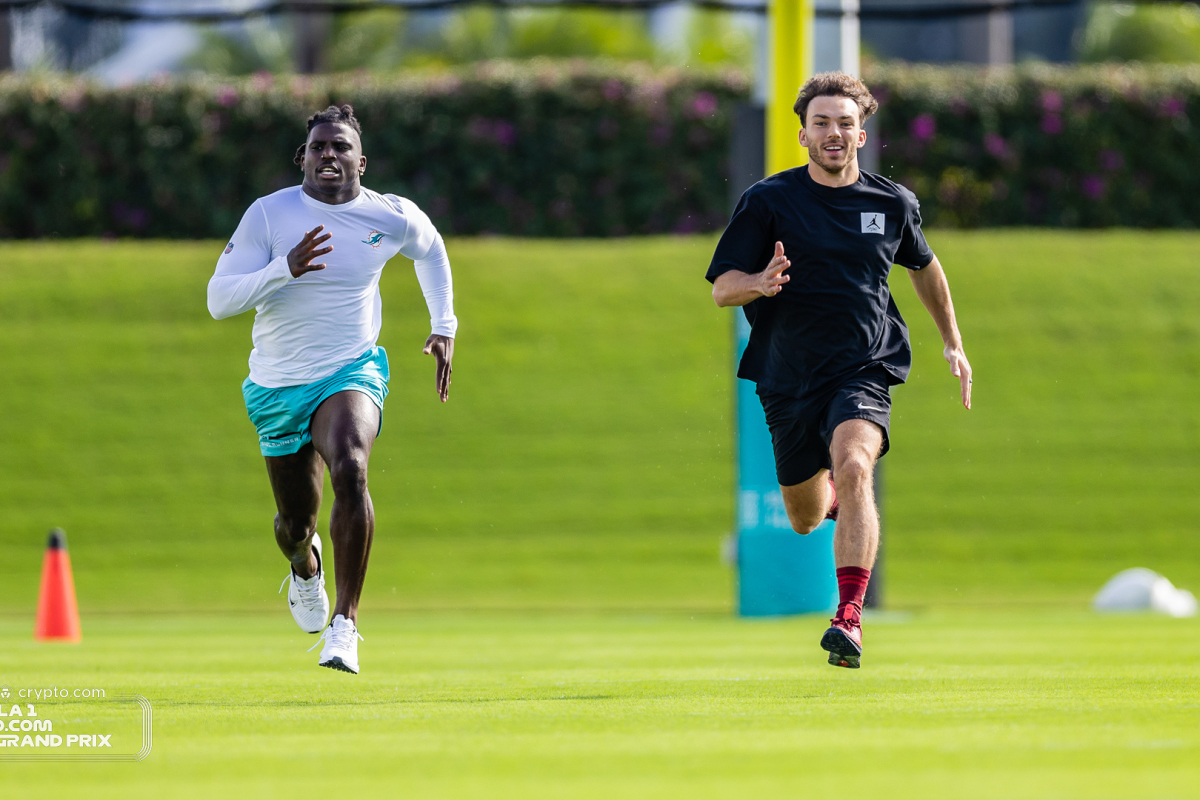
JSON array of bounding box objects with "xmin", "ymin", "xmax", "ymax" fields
[{"xmin": 706, "ymin": 167, "xmax": 934, "ymax": 401}]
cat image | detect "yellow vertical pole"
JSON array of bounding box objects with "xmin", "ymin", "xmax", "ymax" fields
[{"xmin": 767, "ymin": 0, "xmax": 813, "ymax": 176}]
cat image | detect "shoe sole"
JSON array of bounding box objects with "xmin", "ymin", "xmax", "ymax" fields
[
  {"xmin": 290, "ymin": 605, "xmax": 328, "ymax": 635},
  {"xmin": 820, "ymin": 627, "xmax": 861, "ymax": 669},
  {"xmin": 319, "ymin": 656, "xmax": 358, "ymax": 675},
  {"xmin": 290, "ymin": 606, "xmax": 325, "ymax": 635}
]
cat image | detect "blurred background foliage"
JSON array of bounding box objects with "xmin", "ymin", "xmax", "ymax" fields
[
  {"xmin": 1078, "ymin": 2, "xmax": 1200, "ymax": 63},
  {"xmin": 870, "ymin": 62, "xmax": 1200, "ymax": 227},
  {"xmin": 0, "ymin": 61, "xmax": 747, "ymax": 238},
  {"xmin": 7, "ymin": 61, "xmax": 1200, "ymax": 236},
  {"xmin": 182, "ymin": 6, "xmax": 754, "ymax": 76}
]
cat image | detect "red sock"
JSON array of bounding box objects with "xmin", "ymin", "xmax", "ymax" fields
[{"xmin": 835, "ymin": 566, "xmax": 871, "ymax": 625}]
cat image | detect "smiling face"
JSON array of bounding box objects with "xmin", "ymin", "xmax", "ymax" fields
[
  {"xmin": 799, "ymin": 95, "xmax": 867, "ymax": 178},
  {"xmin": 300, "ymin": 122, "xmax": 367, "ymax": 204}
]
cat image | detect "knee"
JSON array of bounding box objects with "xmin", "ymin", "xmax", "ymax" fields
[
  {"xmin": 275, "ymin": 512, "xmax": 316, "ymax": 545},
  {"xmin": 785, "ymin": 503, "xmax": 825, "ymax": 535},
  {"xmin": 790, "ymin": 518, "xmax": 821, "ymax": 536},
  {"xmin": 329, "ymin": 449, "xmax": 369, "ymax": 496},
  {"xmin": 833, "ymin": 453, "xmax": 873, "ymax": 490}
]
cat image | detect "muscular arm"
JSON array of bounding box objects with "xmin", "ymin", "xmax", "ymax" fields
[
  {"xmin": 712, "ymin": 241, "xmax": 791, "ymax": 307},
  {"xmin": 908, "ymin": 254, "xmax": 972, "ymax": 409}
]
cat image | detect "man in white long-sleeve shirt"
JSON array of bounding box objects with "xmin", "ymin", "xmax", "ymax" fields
[{"xmin": 208, "ymin": 104, "xmax": 457, "ymax": 674}]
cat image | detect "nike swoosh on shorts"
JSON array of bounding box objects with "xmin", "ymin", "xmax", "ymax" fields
[{"xmin": 857, "ymin": 403, "xmax": 885, "ymax": 412}]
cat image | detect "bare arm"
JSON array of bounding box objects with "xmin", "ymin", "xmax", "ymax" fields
[
  {"xmin": 908, "ymin": 254, "xmax": 972, "ymax": 409},
  {"xmin": 712, "ymin": 241, "xmax": 791, "ymax": 307}
]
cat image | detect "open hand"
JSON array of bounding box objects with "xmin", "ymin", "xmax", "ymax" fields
[
  {"xmin": 945, "ymin": 345, "xmax": 972, "ymax": 409},
  {"xmin": 759, "ymin": 241, "xmax": 791, "ymax": 297},
  {"xmin": 287, "ymin": 225, "xmax": 333, "ymax": 278},
  {"xmin": 423, "ymin": 334, "xmax": 454, "ymax": 402}
]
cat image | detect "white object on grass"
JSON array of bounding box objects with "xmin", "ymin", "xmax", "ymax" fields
[{"xmin": 1093, "ymin": 568, "xmax": 1197, "ymax": 618}]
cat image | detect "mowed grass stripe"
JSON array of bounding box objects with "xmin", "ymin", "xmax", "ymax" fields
[
  {"xmin": 0, "ymin": 612, "xmax": 1195, "ymax": 798},
  {"xmin": 0, "ymin": 233, "xmax": 1196, "ymax": 613}
]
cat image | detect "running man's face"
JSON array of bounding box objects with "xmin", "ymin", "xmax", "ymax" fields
[
  {"xmin": 799, "ymin": 96, "xmax": 867, "ymax": 175},
  {"xmin": 301, "ymin": 122, "xmax": 367, "ymax": 201}
]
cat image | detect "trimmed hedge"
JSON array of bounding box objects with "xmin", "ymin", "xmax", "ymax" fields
[
  {"xmin": 6, "ymin": 61, "xmax": 1200, "ymax": 236},
  {"xmin": 865, "ymin": 63, "xmax": 1200, "ymax": 228},
  {"xmin": 0, "ymin": 60, "xmax": 748, "ymax": 238}
]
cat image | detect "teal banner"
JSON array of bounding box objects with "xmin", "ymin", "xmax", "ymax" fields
[{"xmin": 734, "ymin": 312, "xmax": 838, "ymax": 616}]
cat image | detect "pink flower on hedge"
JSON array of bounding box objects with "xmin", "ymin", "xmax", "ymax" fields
[
  {"xmin": 1040, "ymin": 113, "xmax": 1063, "ymax": 135},
  {"xmin": 1099, "ymin": 149, "xmax": 1125, "ymax": 172},
  {"xmin": 909, "ymin": 114, "xmax": 936, "ymax": 141},
  {"xmin": 1159, "ymin": 96, "xmax": 1186, "ymax": 118},
  {"xmin": 290, "ymin": 76, "xmax": 312, "ymax": 98},
  {"xmin": 602, "ymin": 79, "xmax": 624, "ymax": 102},
  {"xmin": 673, "ymin": 214, "xmax": 700, "ymax": 234},
  {"xmin": 59, "ymin": 87, "xmax": 87, "ymax": 113},
  {"xmin": 216, "ymin": 85, "xmax": 239, "ymax": 108},
  {"xmin": 984, "ymin": 132, "xmax": 1008, "ymax": 159},
  {"xmin": 251, "ymin": 71, "xmax": 274, "ymax": 92},
  {"xmin": 467, "ymin": 117, "xmax": 518, "ymax": 149},
  {"xmin": 493, "ymin": 121, "xmax": 517, "ymax": 148},
  {"xmin": 1041, "ymin": 90, "xmax": 1063, "ymax": 113},
  {"xmin": 689, "ymin": 91, "xmax": 718, "ymax": 119},
  {"xmin": 1080, "ymin": 174, "xmax": 1106, "ymax": 200}
]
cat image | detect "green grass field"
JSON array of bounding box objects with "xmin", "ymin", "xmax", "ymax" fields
[
  {"xmin": 0, "ymin": 612, "xmax": 1197, "ymax": 798},
  {"xmin": 0, "ymin": 233, "xmax": 1197, "ymax": 796}
]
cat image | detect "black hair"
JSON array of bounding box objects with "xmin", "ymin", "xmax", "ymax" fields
[{"xmin": 293, "ymin": 104, "xmax": 363, "ymax": 165}]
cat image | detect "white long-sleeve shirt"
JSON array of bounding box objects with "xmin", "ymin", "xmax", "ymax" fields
[{"xmin": 208, "ymin": 186, "xmax": 457, "ymax": 388}]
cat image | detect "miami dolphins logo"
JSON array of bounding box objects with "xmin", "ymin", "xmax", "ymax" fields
[{"xmin": 362, "ymin": 230, "xmax": 386, "ymax": 249}]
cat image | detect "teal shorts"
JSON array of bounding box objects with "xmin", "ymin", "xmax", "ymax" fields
[{"xmin": 242, "ymin": 347, "xmax": 390, "ymax": 458}]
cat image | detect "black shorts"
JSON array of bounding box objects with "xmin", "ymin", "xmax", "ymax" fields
[{"xmin": 757, "ymin": 370, "xmax": 892, "ymax": 487}]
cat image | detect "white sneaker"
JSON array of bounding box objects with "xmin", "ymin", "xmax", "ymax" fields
[
  {"xmin": 278, "ymin": 533, "xmax": 330, "ymax": 634},
  {"xmin": 310, "ymin": 614, "xmax": 363, "ymax": 674}
]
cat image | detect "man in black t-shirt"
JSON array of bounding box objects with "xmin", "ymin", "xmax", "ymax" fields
[{"xmin": 707, "ymin": 72, "xmax": 972, "ymax": 669}]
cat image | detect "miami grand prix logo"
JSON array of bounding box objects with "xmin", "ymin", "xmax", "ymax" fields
[{"xmin": 362, "ymin": 230, "xmax": 386, "ymax": 249}]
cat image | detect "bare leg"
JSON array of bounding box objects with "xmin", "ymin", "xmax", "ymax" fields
[
  {"xmin": 779, "ymin": 469, "xmax": 835, "ymax": 535},
  {"xmin": 265, "ymin": 445, "xmax": 324, "ymax": 579},
  {"xmin": 310, "ymin": 390, "xmax": 380, "ymax": 625},
  {"xmin": 829, "ymin": 419, "xmax": 884, "ymax": 569}
]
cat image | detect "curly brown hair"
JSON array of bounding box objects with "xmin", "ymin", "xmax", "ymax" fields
[
  {"xmin": 793, "ymin": 72, "xmax": 879, "ymax": 127},
  {"xmin": 293, "ymin": 104, "xmax": 363, "ymax": 165}
]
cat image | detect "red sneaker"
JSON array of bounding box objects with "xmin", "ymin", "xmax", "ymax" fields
[
  {"xmin": 821, "ymin": 617, "xmax": 862, "ymax": 669},
  {"xmin": 825, "ymin": 474, "xmax": 838, "ymax": 521}
]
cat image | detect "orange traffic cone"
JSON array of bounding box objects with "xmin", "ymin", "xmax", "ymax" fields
[{"xmin": 34, "ymin": 528, "xmax": 81, "ymax": 642}]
